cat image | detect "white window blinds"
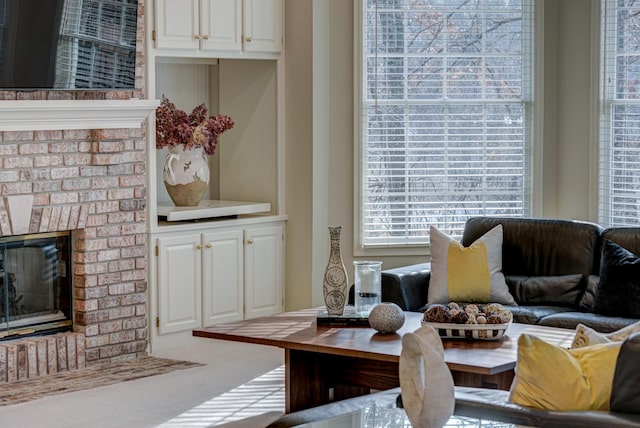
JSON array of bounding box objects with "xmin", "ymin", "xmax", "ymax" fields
[
  {"xmin": 599, "ymin": 0, "xmax": 640, "ymax": 227},
  {"xmin": 359, "ymin": 0, "xmax": 534, "ymax": 247}
]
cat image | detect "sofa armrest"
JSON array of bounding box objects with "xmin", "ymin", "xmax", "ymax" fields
[
  {"xmin": 381, "ymin": 263, "xmax": 431, "ymax": 312},
  {"xmin": 453, "ymin": 386, "xmax": 640, "ymax": 428}
]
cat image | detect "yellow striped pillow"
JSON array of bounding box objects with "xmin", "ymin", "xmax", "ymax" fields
[{"xmin": 428, "ymin": 225, "xmax": 516, "ymax": 305}]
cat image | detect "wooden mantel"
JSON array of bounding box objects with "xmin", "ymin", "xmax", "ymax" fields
[{"xmin": 0, "ymin": 99, "xmax": 159, "ymax": 132}]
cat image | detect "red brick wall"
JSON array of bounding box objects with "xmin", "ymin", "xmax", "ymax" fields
[{"xmin": 0, "ymin": 1, "xmax": 149, "ymax": 365}]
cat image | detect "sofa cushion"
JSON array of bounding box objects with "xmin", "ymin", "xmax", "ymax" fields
[
  {"xmin": 509, "ymin": 334, "xmax": 622, "ymax": 411},
  {"xmin": 506, "ymin": 274, "xmax": 584, "ymax": 306},
  {"xmin": 507, "ymin": 305, "xmax": 572, "ymax": 325},
  {"xmin": 579, "ymin": 274, "xmax": 600, "ymax": 311},
  {"xmin": 537, "ymin": 311, "xmax": 638, "ymax": 333},
  {"xmin": 462, "ymin": 217, "xmax": 602, "ymax": 277},
  {"xmin": 610, "ymin": 333, "xmax": 640, "ymax": 414},
  {"xmin": 601, "ymin": 227, "xmax": 640, "ymax": 270},
  {"xmin": 428, "ymin": 225, "xmax": 516, "ymax": 305},
  {"xmin": 593, "ymin": 240, "xmax": 640, "ymax": 318}
]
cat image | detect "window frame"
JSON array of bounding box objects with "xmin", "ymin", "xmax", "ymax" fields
[
  {"xmin": 353, "ymin": 0, "xmax": 544, "ymax": 256},
  {"xmin": 598, "ymin": 0, "xmax": 640, "ymax": 228}
]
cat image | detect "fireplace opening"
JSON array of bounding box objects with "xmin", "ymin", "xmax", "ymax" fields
[{"xmin": 0, "ymin": 232, "xmax": 72, "ymax": 340}]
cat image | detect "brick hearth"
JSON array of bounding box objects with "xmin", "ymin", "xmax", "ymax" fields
[{"xmin": 0, "ymin": 333, "xmax": 85, "ymax": 382}]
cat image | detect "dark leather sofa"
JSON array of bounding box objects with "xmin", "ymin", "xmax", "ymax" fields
[{"xmin": 382, "ymin": 216, "xmax": 640, "ymax": 332}]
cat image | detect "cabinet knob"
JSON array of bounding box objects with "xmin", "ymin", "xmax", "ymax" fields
[
  {"xmin": 245, "ymin": 36, "xmax": 253, "ymax": 42},
  {"xmin": 247, "ymin": 239, "xmax": 254, "ymax": 245},
  {"xmin": 194, "ymin": 34, "xmax": 201, "ymax": 40},
  {"xmin": 196, "ymin": 244, "xmax": 203, "ymax": 250},
  {"xmin": 203, "ymin": 34, "xmax": 209, "ymax": 40},
  {"xmin": 205, "ymin": 243, "xmax": 212, "ymax": 249}
]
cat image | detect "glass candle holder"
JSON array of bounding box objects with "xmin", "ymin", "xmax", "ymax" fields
[{"xmin": 353, "ymin": 261, "xmax": 382, "ymax": 317}]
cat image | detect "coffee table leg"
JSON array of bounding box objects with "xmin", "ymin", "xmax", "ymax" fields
[
  {"xmin": 285, "ymin": 349, "xmax": 331, "ymax": 413},
  {"xmin": 451, "ymin": 370, "xmax": 515, "ymax": 390}
]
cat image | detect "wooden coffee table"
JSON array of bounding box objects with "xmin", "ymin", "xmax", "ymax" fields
[{"xmin": 193, "ymin": 307, "xmax": 575, "ymax": 413}]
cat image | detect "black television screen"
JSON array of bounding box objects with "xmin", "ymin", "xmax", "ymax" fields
[{"xmin": 0, "ymin": 0, "xmax": 138, "ymax": 90}]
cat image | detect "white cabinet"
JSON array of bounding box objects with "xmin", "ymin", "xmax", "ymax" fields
[
  {"xmin": 243, "ymin": 0, "xmax": 283, "ymax": 53},
  {"xmin": 147, "ymin": 0, "xmax": 287, "ymax": 351},
  {"xmin": 153, "ymin": 0, "xmax": 200, "ymax": 51},
  {"xmin": 200, "ymin": 0, "xmax": 242, "ymax": 52},
  {"xmin": 244, "ymin": 224, "xmax": 284, "ymax": 319},
  {"xmin": 202, "ymin": 229, "xmax": 244, "ymax": 326},
  {"xmin": 153, "ymin": 0, "xmax": 282, "ymax": 55},
  {"xmin": 154, "ymin": 221, "xmax": 284, "ymax": 337},
  {"xmin": 157, "ymin": 233, "xmax": 202, "ymax": 334}
]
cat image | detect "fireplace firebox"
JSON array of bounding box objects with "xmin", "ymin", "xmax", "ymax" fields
[{"xmin": 0, "ymin": 232, "xmax": 72, "ymax": 340}]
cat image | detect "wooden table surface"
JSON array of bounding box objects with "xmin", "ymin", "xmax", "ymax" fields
[{"xmin": 193, "ymin": 307, "xmax": 575, "ymax": 376}]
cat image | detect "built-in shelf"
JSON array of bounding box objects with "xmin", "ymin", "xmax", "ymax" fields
[
  {"xmin": 0, "ymin": 99, "xmax": 159, "ymax": 132},
  {"xmin": 157, "ymin": 200, "xmax": 271, "ymax": 222}
]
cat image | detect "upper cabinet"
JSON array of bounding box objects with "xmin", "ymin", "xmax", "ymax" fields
[
  {"xmin": 242, "ymin": 0, "xmax": 283, "ymax": 53},
  {"xmin": 153, "ymin": 0, "xmax": 282, "ymax": 56}
]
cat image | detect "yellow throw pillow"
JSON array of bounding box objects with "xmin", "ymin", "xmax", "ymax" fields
[
  {"xmin": 428, "ymin": 225, "xmax": 516, "ymax": 305},
  {"xmin": 509, "ymin": 334, "xmax": 621, "ymax": 411}
]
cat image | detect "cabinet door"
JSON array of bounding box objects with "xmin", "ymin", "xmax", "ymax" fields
[
  {"xmin": 199, "ymin": 0, "xmax": 242, "ymax": 52},
  {"xmin": 154, "ymin": 0, "xmax": 200, "ymax": 50},
  {"xmin": 242, "ymin": 0, "xmax": 283, "ymax": 53},
  {"xmin": 244, "ymin": 224, "xmax": 284, "ymax": 319},
  {"xmin": 202, "ymin": 229, "xmax": 244, "ymax": 326},
  {"xmin": 157, "ymin": 234, "xmax": 202, "ymax": 334}
]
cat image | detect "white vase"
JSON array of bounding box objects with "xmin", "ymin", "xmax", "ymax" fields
[
  {"xmin": 163, "ymin": 145, "xmax": 210, "ymax": 206},
  {"xmin": 323, "ymin": 226, "xmax": 349, "ymax": 316}
]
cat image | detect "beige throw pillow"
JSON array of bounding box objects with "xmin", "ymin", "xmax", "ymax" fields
[{"xmin": 571, "ymin": 321, "xmax": 640, "ymax": 348}]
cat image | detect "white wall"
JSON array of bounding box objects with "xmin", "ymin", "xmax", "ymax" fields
[{"xmin": 284, "ymin": 0, "xmax": 598, "ymax": 310}]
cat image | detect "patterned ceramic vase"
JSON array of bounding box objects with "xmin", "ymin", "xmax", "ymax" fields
[
  {"xmin": 163, "ymin": 145, "xmax": 210, "ymax": 206},
  {"xmin": 323, "ymin": 226, "xmax": 349, "ymax": 315}
]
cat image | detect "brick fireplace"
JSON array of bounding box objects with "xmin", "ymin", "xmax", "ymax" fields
[
  {"xmin": 0, "ymin": 124, "xmax": 151, "ymax": 369},
  {"xmin": 0, "ymin": 1, "xmax": 157, "ymax": 381}
]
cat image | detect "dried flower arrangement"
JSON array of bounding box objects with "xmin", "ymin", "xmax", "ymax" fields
[{"xmin": 155, "ymin": 96, "xmax": 235, "ymax": 156}]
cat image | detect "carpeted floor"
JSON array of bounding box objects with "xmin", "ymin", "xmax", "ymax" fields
[{"xmin": 0, "ymin": 356, "xmax": 203, "ymax": 406}]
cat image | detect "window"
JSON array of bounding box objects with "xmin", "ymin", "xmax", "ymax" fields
[
  {"xmin": 599, "ymin": 0, "xmax": 640, "ymax": 227},
  {"xmin": 357, "ymin": 0, "xmax": 534, "ymax": 249}
]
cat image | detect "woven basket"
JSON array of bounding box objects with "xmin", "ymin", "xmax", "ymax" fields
[{"xmin": 421, "ymin": 320, "xmax": 511, "ymax": 340}]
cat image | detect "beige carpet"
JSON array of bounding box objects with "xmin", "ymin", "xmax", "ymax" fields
[{"xmin": 0, "ymin": 356, "xmax": 203, "ymax": 406}]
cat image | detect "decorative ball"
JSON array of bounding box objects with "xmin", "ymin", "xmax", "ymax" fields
[
  {"xmin": 424, "ymin": 304, "xmax": 451, "ymax": 323},
  {"xmin": 496, "ymin": 309, "xmax": 513, "ymax": 323},
  {"xmin": 452, "ymin": 311, "xmax": 470, "ymax": 324},
  {"xmin": 487, "ymin": 314, "xmax": 503, "ymax": 324},
  {"xmin": 485, "ymin": 303, "xmax": 504, "ymax": 314},
  {"xmin": 464, "ymin": 304, "xmax": 480, "ymax": 316},
  {"xmin": 369, "ymin": 302, "xmax": 405, "ymax": 334}
]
